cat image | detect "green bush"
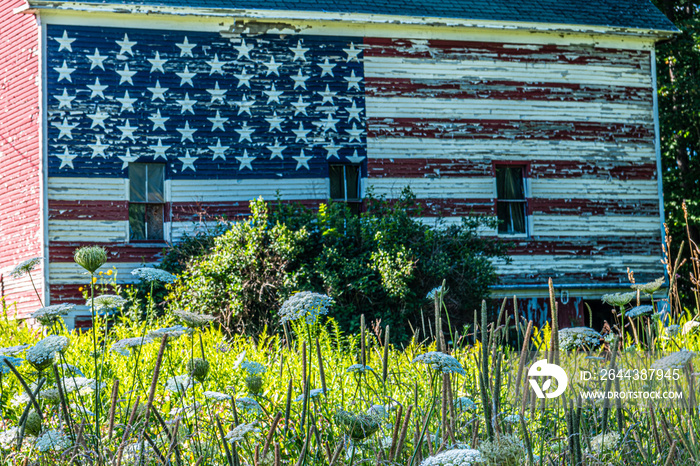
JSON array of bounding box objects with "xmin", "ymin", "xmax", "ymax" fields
[{"xmin": 166, "ymin": 188, "xmax": 510, "ymax": 339}]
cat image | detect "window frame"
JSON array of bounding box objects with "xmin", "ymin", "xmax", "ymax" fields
[
  {"xmin": 328, "ymin": 163, "xmax": 363, "ymax": 213},
  {"xmin": 493, "ymin": 162, "xmax": 530, "ymax": 237},
  {"xmin": 128, "ymin": 163, "xmax": 167, "ymax": 244}
]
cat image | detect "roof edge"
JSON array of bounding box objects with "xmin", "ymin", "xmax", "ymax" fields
[{"xmin": 23, "ymin": 1, "xmax": 680, "ymax": 39}]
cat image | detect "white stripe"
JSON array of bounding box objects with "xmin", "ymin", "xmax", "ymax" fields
[
  {"xmin": 530, "ymin": 179, "xmax": 658, "ymax": 199},
  {"xmin": 48, "ymin": 177, "xmax": 127, "ymax": 201},
  {"xmin": 49, "ymin": 220, "xmax": 128, "ymax": 243},
  {"xmin": 493, "ymin": 254, "xmax": 662, "ymax": 275},
  {"xmin": 364, "ymin": 56, "xmax": 651, "ymax": 87},
  {"xmin": 368, "ymin": 177, "xmax": 494, "ymax": 198},
  {"xmin": 532, "ymin": 215, "xmax": 660, "ymax": 236},
  {"xmin": 48, "ymin": 262, "xmax": 156, "ymax": 284},
  {"xmin": 170, "ymin": 178, "xmax": 329, "ymax": 203},
  {"xmin": 365, "ymin": 97, "xmax": 651, "ymax": 124}
]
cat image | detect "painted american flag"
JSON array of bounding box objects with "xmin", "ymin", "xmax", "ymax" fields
[{"xmin": 46, "ymin": 25, "xmax": 367, "ymax": 179}]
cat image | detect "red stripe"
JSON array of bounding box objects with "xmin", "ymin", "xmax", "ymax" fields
[
  {"xmin": 367, "ymin": 118, "xmax": 653, "ymax": 142},
  {"xmin": 50, "ymin": 284, "xmax": 85, "ymax": 305},
  {"xmin": 363, "ymin": 37, "xmax": 649, "ymax": 67},
  {"xmin": 365, "ymin": 78, "xmax": 651, "ymax": 103},
  {"xmin": 49, "ymin": 243, "xmax": 165, "ymax": 263},
  {"xmin": 171, "ymin": 199, "xmax": 324, "ymax": 222},
  {"xmin": 49, "ymin": 200, "xmax": 129, "ymax": 220},
  {"xmin": 507, "ymin": 236, "xmax": 661, "ymax": 256},
  {"xmin": 528, "ymin": 199, "xmax": 659, "ymax": 216}
]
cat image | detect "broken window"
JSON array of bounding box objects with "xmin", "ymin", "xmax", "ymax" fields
[
  {"xmin": 496, "ymin": 165, "xmax": 527, "ymax": 235},
  {"xmin": 329, "ymin": 164, "xmax": 362, "ymax": 215},
  {"xmin": 129, "ymin": 163, "xmax": 165, "ymax": 241}
]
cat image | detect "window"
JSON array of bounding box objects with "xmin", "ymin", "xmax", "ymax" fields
[
  {"xmin": 496, "ymin": 165, "xmax": 527, "ymax": 235},
  {"xmin": 129, "ymin": 163, "xmax": 165, "ymax": 241},
  {"xmin": 329, "ymin": 164, "xmax": 362, "ymax": 214}
]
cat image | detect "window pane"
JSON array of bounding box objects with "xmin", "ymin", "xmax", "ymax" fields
[
  {"xmin": 329, "ymin": 165, "xmax": 344, "ymax": 200},
  {"xmin": 497, "ymin": 201, "xmax": 527, "ymax": 234},
  {"xmin": 147, "ymin": 164, "xmax": 165, "ymax": 203},
  {"xmin": 129, "ymin": 204, "xmax": 146, "ymax": 240},
  {"xmin": 345, "ymin": 166, "xmax": 360, "ymax": 200},
  {"xmin": 146, "ymin": 204, "xmax": 164, "ymax": 240},
  {"xmin": 129, "ymin": 164, "xmax": 147, "ymax": 202},
  {"xmin": 496, "ymin": 167, "xmax": 524, "ymax": 200}
]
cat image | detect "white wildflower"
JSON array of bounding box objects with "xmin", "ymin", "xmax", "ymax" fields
[
  {"xmin": 426, "ymin": 285, "xmax": 448, "ymax": 301},
  {"xmin": 626, "ymin": 305, "xmax": 654, "ymax": 319},
  {"xmin": 0, "ymin": 344, "xmax": 29, "ymax": 356},
  {"xmin": 31, "ymin": 304, "xmax": 74, "ymax": 325},
  {"xmin": 10, "ymin": 257, "xmax": 42, "ymax": 278},
  {"xmin": 35, "ymin": 429, "xmax": 71, "ymax": 452},
  {"xmin": 225, "ymin": 423, "xmax": 260, "ymax": 443},
  {"xmin": 241, "ymin": 360, "xmax": 267, "ymax": 375},
  {"xmin": 26, "ymin": 335, "xmax": 69, "ymax": 371},
  {"xmin": 662, "ymin": 325, "xmax": 681, "ymax": 339},
  {"xmin": 420, "ymin": 448, "xmax": 482, "ymax": 466},
  {"xmin": 559, "ymin": 327, "xmax": 602, "ymax": 351},
  {"xmin": 172, "ymin": 309, "xmax": 216, "ymax": 328},
  {"xmin": 631, "ymin": 277, "xmax": 665, "ymax": 295},
  {"xmin": 367, "ymin": 404, "xmax": 387, "ymax": 418},
  {"xmin": 57, "ymin": 363, "xmax": 84, "ymax": 376},
  {"xmin": 11, "ymin": 392, "xmax": 31, "ymax": 407},
  {"xmin": 164, "ymin": 375, "xmax": 197, "ymax": 393},
  {"xmin": 204, "ymin": 391, "xmax": 232, "ymax": 402},
  {"xmin": 131, "ymin": 267, "xmax": 175, "ymax": 284},
  {"xmin": 347, "ymin": 364, "xmax": 374, "ymax": 373},
  {"xmin": 147, "ymin": 325, "xmax": 190, "ymax": 340},
  {"xmin": 683, "ymin": 321, "xmax": 700, "ymax": 335},
  {"xmin": 278, "ymin": 291, "xmax": 334, "ymax": 325},
  {"xmin": 651, "ymin": 350, "xmax": 695, "ymax": 370},
  {"xmin": 111, "ymin": 336, "xmax": 153, "ymax": 356},
  {"xmin": 87, "ymin": 294, "xmax": 127, "ymax": 311},
  {"xmin": 1, "ymin": 356, "xmax": 23, "ymax": 375},
  {"xmin": 236, "ymin": 397, "xmax": 263, "ymax": 414},
  {"xmin": 455, "ymin": 397, "xmax": 477, "ymax": 411},
  {"xmin": 589, "ymin": 432, "xmax": 620, "ymax": 454},
  {"xmin": 39, "ymin": 388, "xmax": 61, "ymax": 403},
  {"xmin": 61, "ymin": 377, "xmax": 102, "ymax": 394},
  {"xmin": 503, "ymin": 414, "xmax": 524, "ymax": 423},
  {"xmin": 601, "ymin": 292, "xmax": 635, "ymax": 307},
  {"xmin": 294, "ymin": 388, "xmax": 328, "ymax": 402},
  {"xmin": 0, "ymin": 427, "xmax": 19, "ymax": 450},
  {"xmin": 412, "ymin": 352, "xmax": 466, "ymax": 376}
]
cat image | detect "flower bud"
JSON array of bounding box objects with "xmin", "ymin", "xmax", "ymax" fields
[
  {"xmin": 25, "ymin": 411, "xmax": 42, "ymax": 437},
  {"xmin": 245, "ymin": 375, "xmax": 263, "ymax": 395},
  {"xmin": 187, "ymin": 358, "xmax": 210, "ymax": 383},
  {"xmin": 74, "ymin": 246, "xmax": 107, "ymax": 274}
]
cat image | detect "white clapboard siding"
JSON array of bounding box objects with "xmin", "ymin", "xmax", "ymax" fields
[
  {"xmin": 169, "ymin": 178, "xmax": 329, "ymax": 203},
  {"xmin": 48, "ymin": 177, "xmax": 127, "ymax": 201},
  {"xmin": 367, "ymin": 177, "xmax": 494, "ymax": 198},
  {"xmin": 531, "ymin": 215, "xmax": 661, "ymax": 236},
  {"xmin": 530, "ymin": 179, "xmax": 658, "ymax": 199},
  {"xmin": 492, "ymin": 254, "xmax": 662, "ymax": 275},
  {"xmin": 48, "ymin": 220, "xmax": 128, "ymax": 243},
  {"xmin": 49, "ymin": 262, "xmax": 156, "ymax": 285},
  {"xmin": 366, "ymin": 139, "xmax": 656, "ymax": 162},
  {"xmin": 363, "ymin": 57, "xmax": 651, "ymax": 88},
  {"xmin": 365, "ymin": 98, "xmax": 651, "ymax": 124}
]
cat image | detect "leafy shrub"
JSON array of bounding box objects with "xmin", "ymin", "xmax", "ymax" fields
[{"xmin": 167, "ymin": 188, "xmax": 510, "ymax": 339}]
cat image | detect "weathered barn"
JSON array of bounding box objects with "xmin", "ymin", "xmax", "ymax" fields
[{"xmin": 0, "ymin": 0, "xmax": 676, "ymax": 326}]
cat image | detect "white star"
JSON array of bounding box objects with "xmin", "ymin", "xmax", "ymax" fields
[
  {"xmin": 346, "ymin": 150, "xmax": 365, "ymax": 164},
  {"xmin": 267, "ymin": 139, "xmax": 286, "ymax": 160},
  {"xmin": 54, "ymin": 61, "xmax": 75, "ymax": 82},
  {"xmin": 316, "ymin": 113, "xmax": 340, "ymax": 133},
  {"xmin": 234, "ymin": 67, "xmax": 253, "ymax": 88},
  {"xmin": 116, "ymin": 90, "xmax": 137, "ymax": 113},
  {"xmin": 149, "ymin": 138, "xmax": 170, "ymax": 160},
  {"xmin": 116, "ymin": 33, "xmax": 137, "ymax": 56},
  {"xmin": 264, "ymin": 56, "xmax": 281, "ymax": 76},
  {"xmin": 236, "ymin": 94, "xmax": 255, "ymax": 116},
  {"xmin": 116, "ymin": 64, "xmax": 136, "ymax": 85},
  {"xmin": 55, "ymin": 31, "xmax": 76, "ymax": 52},
  {"xmin": 176, "ymin": 66, "xmax": 195, "ymax": 87},
  {"xmin": 324, "ymin": 141, "xmax": 341, "ymax": 159},
  {"xmin": 291, "ymin": 69, "xmax": 309, "ymax": 90},
  {"xmin": 293, "ymin": 149, "xmax": 312, "ymax": 170},
  {"xmin": 57, "ymin": 146, "xmax": 77, "ymax": 169},
  {"xmin": 319, "ymin": 58, "xmax": 335, "ymax": 77},
  {"xmin": 88, "ymin": 136, "xmax": 109, "ymax": 158},
  {"xmin": 87, "ymin": 48, "xmax": 106, "ymax": 70},
  {"xmin": 234, "ymin": 39, "xmax": 254, "ymax": 60},
  {"xmin": 148, "ymin": 51, "xmax": 167, "ymax": 73},
  {"xmin": 292, "ymin": 123, "xmax": 310, "ymax": 143},
  {"xmin": 347, "ymin": 99, "xmax": 363, "ymax": 122},
  {"xmin": 87, "ymin": 109, "xmax": 109, "ymax": 129},
  {"xmin": 117, "ymin": 120, "xmax": 138, "ymax": 142},
  {"xmin": 343, "ymin": 42, "xmax": 361, "ymax": 61},
  {"xmin": 118, "ymin": 148, "xmax": 139, "ymax": 170},
  {"xmin": 147, "ymin": 80, "xmax": 168, "ymax": 102},
  {"xmin": 265, "ymin": 111, "xmax": 284, "ymax": 132},
  {"xmin": 208, "ymin": 110, "xmax": 228, "ymax": 132},
  {"xmin": 176, "ymin": 121, "xmax": 197, "ymax": 142},
  {"xmin": 86, "ymin": 78, "xmax": 108, "ymax": 100},
  {"xmin": 149, "ymin": 109, "xmax": 169, "ymax": 131},
  {"xmin": 346, "ymin": 123, "xmax": 364, "ymax": 143},
  {"xmin": 51, "ymin": 117, "xmax": 77, "ymax": 139},
  {"xmin": 291, "ymin": 96, "xmax": 309, "ymax": 116},
  {"xmin": 317, "ymin": 85, "xmax": 336, "ymax": 105},
  {"xmin": 208, "ymin": 138, "xmax": 229, "ymax": 161},
  {"xmin": 235, "ymin": 123, "xmax": 254, "ymax": 142},
  {"xmin": 54, "ymin": 88, "xmax": 75, "ymax": 109},
  {"xmin": 235, "ymin": 149, "xmax": 256, "ymax": 170},
  {"xmin": 176, "ymin": 93, "xmax": 196, "ymax": 114},
  {"xmin": 289, "ymin": 40, "xmax": 309, "ymax": 61},
  {"xmin": 176, "ymin": 36, "xmax": 196, "ymax": 57},
  {"xmin": 179, "ymin": 150, "xmax": 198, "ymax": 172},
  {"xmin": 207, "ymin": 82, "xmax": 226, "ymax": 103},
  {"xmin": 344, "ymin": 70, "xmax": 362, "ymax": 91},
  {"xmin": 207, "ymin": 53, "xmax": 225, "ymax": 75},
  {"xmin": 263, "ymin": 83, "xmax": 283, "ymax": 104}
]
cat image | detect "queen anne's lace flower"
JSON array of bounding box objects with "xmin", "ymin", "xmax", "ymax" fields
[
  {"xmin": 662, "ymin": 325, "xmax": 681, "ymax": 339},
  {"xmin": 165, "ymin": 375, "xmax": 197, "ymax": 393},
  {"xmin": 651, "ymin": 350, "xmax": 695, "ymax": 370},
  {"xmin": 626, "ymin": 305, "xmax": 654, "ymax": 319},
  {"xmin": 26, "ymin": 335, "xmax": 69, "ymax": 371},
  {"xmin": 602, "ymin": 292, "xmax": 636, "ymax": 307},
  {"xmin": 39, "ymin": 388, "xmax": 61, "ymax": 403},
  {"xmin": 10, "ymin": 257, "xmax": 42, "ymax": 278},
  {"xmin": 148, "ymin": 325, "xmax": 190, "ymax": 340},
  {"xmin": 241, "ymin": 360, "xmax": 267, "ymax": 375},
  {"xmin": 1, "ymin": 356, "xmax": 23, "ymax": 375},
  {"xmin": 294, "ymin": 388, "xmax": 328, "ymax": 402},
  {"xmin": 420, "ymin": 448, "xmax": 482, "ymax": 466},
  {"xmin": 0, "ymin": 344, "xmax": 29, "ymax": 356},
  {"xmin": 11, "ymin": 392, "xmax": 30, "ymax": 407},
  {"xmin": 31, "ymin": 304, "xmax": 74, "ymax": 325},
  {"xmin": 35, "ymin": 429, "xmax": 71, "ymax": 452},
  {"xmin": 335, "ymin": 410, "xmax": 381, "ymax": 441},
  {"xmin": 173, "ymin": 309, "xmax": 216, "ymax": 328},
  {"xmin": 455, "ymin": 397, "xmax": 477, "ymax": 411},
  {"xmin": 683, "ymin": 321, "xmax": 700, "ymax": 335},
  {"xmin": 61, "ymin": 377, "xmax": 101, "ymax": 393},
  {"xmin": 87, "ymin": 295, "xmax": 127, "ymax": 311},
  {"xmin": 412, "ymin": 352, "xmax": 466, "ymax": 375},
  {"xmin": 503, "ymin": 414, "xmax": 524, "ymax": 423},
  {"xmin": 479, "ymin": 434, "xmax": 524, "ymax": 465},
  {"xmin": 0, "ymin": 427, "xmax": 18, "ymax": 450},
  {"xmin": 204, "ymin": 391, "xmax": 232, "ymax": 402},
  {"xmin": 559, "ymin": 327, "xmax": 603, "ymax": 350},
  {"xmin": 131, "ymin": 267, "xmax": 176, "ymax": 284},
  {"xmin": 111, "ymin": 336, "xmax": 153, "ymax": 356},
  {"xmin": 426, "ymin": 285, "xmax": 447, "ymax": 301},
  {"xmin": 631, "ymin": 277, "xmax": 665, "ymax": 295},
  {"xmin": 236, "ymin": 397, "xmax": 263, "ymax": 414},
  {"xmin": 226, "ymin": 423, "xmax": 260, "ymax": 443},
  {"xmin": 588, "ymin": 432, "xmax": 620, "ymax": 454},
  {"xmin": 347, "ymin": 364, "xmax": 374, "ymax": 373},
  {"xmin": 278, "ymin": 291, "xmax": 334, "ymax": 325}
]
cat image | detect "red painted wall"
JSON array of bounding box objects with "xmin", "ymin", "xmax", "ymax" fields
[{"xmin": 0, "ymin": 1, "xmax": 43, "ymax": 318}]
